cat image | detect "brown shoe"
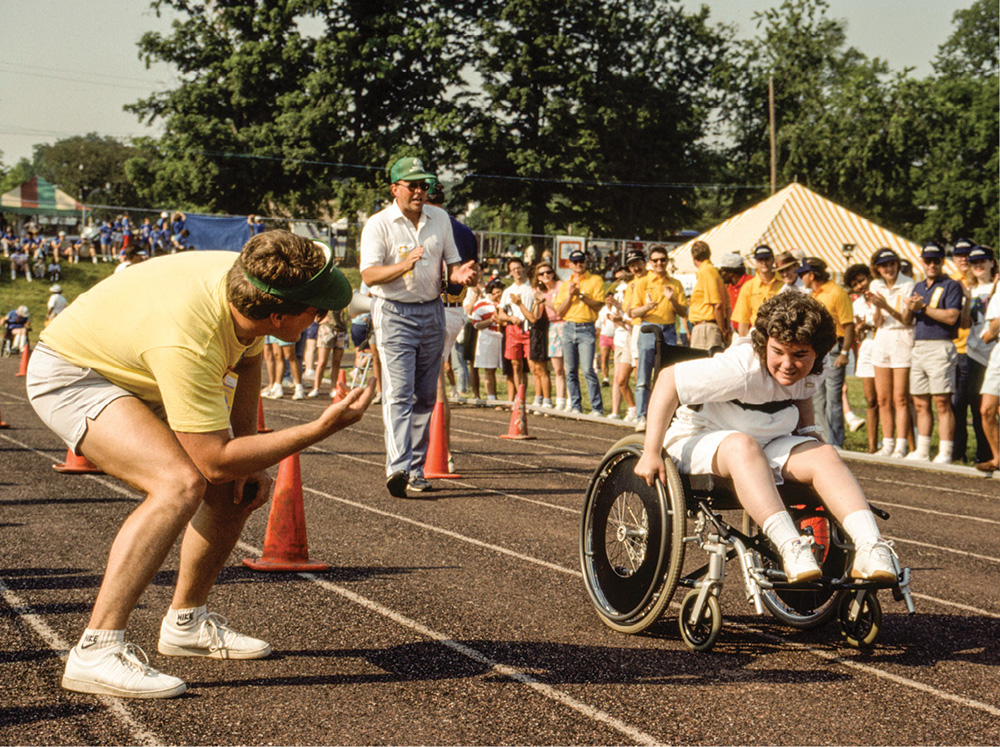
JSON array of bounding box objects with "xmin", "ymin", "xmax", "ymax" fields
[{"xmin": 974, "ymin": 460, "xmax": 999, "ymax": 472}]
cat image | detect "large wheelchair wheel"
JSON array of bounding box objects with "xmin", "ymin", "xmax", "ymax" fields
[
  {"xmin": 580, "ymin": 434, "xmax": 686, "ymax": 634},
  {"xmin": 742, "ymin": 508, "xmax": 849, "ymax": 630}
]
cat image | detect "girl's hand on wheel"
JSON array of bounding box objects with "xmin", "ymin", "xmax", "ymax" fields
[{"xmin": 634, "ymin": 451, "xmax": 666, "ymax": 487}]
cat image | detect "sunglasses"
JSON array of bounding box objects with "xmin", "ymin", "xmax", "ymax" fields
[
  {"xmin": 538, "ymin": 270, "xmax": 554, "ymax": 276},
  {"xmin": 398, "ymin": 181, "xmax": 431, "ymax": 192},
  {"xmin": 923, "ymin": 257, "xmax": 944, "ymax": 265},
  {"xmin": 649, "ymin": 257, "xmax": 667, "ymax": 264}
]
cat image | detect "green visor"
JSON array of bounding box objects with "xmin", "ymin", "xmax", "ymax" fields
[{"xmin": 243, "ymin": 242, "xmax": 352, "ymax": 311}]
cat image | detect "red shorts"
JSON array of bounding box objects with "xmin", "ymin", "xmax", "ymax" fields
[{"xmin": 504, "ymin": 324, "xmax": 531, "ymax": 360}]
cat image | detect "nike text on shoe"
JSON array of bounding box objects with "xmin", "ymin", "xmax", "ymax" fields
[
  {"xmin": 780, "ymin": 538, "xmax": 823, "ymax": 583},
  {"xmin": 158, "ymin": 612, "xmax": 271, "ymax": 660},
  {"xmin": 851, "ymin": 540, "xmax": 898, "ymax": 582},
  {"xmin": 62, "ymin": 642, "xmax": 187, "ymax": 699}
]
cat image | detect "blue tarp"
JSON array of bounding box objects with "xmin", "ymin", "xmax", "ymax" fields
[{"xmin": 186, "ymin": 214, "xmax": 251, "ymax": 252}]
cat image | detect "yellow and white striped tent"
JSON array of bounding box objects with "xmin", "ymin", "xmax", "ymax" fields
[{"xmin": 670, "ymin": 183, "xmax": 924, "ymax": 278}]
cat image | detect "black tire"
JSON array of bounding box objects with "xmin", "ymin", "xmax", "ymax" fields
[
  {"xmin": 580, "ymin": 434, "xmax": 686, "ymax": 634},
  {"xmin": 839, "ymin": 591, "xmax": 882, "ymax": 649},
  {"xmin": 678, "ymin": 590, "xmax": 722, "ymax": 652},
  {"xmin": 742, "ymin": 509, "xmax": 848, "ymax": 630}
]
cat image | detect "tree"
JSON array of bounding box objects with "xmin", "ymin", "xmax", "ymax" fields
[
  {"xmin": 127, "ymin": 0, "xmax": 476, "ymax": 219},
  {"xmin": 463, "ymin": 0, "xmax": 727, "ymax": 241}
]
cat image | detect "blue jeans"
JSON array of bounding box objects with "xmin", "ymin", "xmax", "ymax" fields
[
  {"xmin": 635, "ymin": 323, "xmax": 677, "ymax": 418},
  {"xmin": 812, "ymin": 350, "xmax": 845, "ymax": 447},
  {"xmin": 562, "ymin": 322, "xmax": 603, "ymax": 413}
]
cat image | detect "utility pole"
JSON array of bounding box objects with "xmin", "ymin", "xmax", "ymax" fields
[{"xmin": 768, "ymin": 75, "xmax": 777, "ymax": 195}]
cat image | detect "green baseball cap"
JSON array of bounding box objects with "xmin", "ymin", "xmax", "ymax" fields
[
  {"xmin": 243, "ymin": 242, "xmax": 352, "ymax": 312},
  {"xmin": 389, "ymin": 156, "xmax": 436, "ymax": 184}
]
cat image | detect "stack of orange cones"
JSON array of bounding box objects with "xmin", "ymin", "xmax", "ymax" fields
[
  {"xmin": 424, "ymin": 401, "xmax": 461, "ymax": 479},
  {"xmin": 500, "ymin": 384, "xmax": 535, "ymax": 440},
  {"xmin": 243, "ymin": 452, "xmax": 329, "ymax": 572},
  {"xmin": 15, "ymin": 342, "xmax": 30, "ymax": 378},
  {"xmin": 257, "ymin": 397, "xmax": 273, "ymax": 433},
  {"xmin": 331, "ymin": 370, "xmax": 348, "ymax": 403},
  {"xmin": 53, "ymin": 449, "xmax": 104, "ymax": 474}
]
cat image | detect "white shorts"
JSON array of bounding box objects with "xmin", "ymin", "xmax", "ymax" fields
[
  {"xmin": 982, "ymin": 345, "xmax": 1000, "ymax": 397},
  {"xmin": 474, "ymin": 329, "xmax": 502, "ymax": 370},
  {"xmin": 855, "ymin": 338, "xmax": 875, "ymax": 379},
  {"xmin": 25, "ymin": 343, "xmax": 147, "ymax": 453},
  {"xmin": 871, "ymin": 326, "xmax": 913, "ymax": 369},
  {"xmin": 442, "ymin": 307, "xmax": 466, "ymax": 363},
  {"xmin": 665, "ymin": 429, "xmax": 815, "ymax": 485},
  {"xmin": 613, "ymin": 326, "xmax": 632, "ymax": 366}
]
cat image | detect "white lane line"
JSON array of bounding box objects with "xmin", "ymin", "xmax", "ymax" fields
[
  {"xmin": 885, "ymin": 534, "xmax": 1000, "ymax": 565},
  {"xmin": 6, "ymin": 432, "xmax": 1000, "ymax": 724},
  {"xmin": 306, "ymin": 444, "xmax": 581, "ymax": 515},
  {"xmin": 303, "ymin": 485, "xmax": 579, "ymax": 576},
  {"xmin": 872, "ymin": 501, "xmax": 1000, "ymax": 526},
  {"xmin": 0, "ymin": 580, "xmax": 164, "ymax": 746},
  {"xmin": 909, "ymin": 593, "xmax": 1000, "ymax": 618},
  {"xmin": 290, "ymin": 564, "xmax": 661, "ymax": 746},
  {"xmin": 858, "ymin": 474, "xmax": 999, "ymax": 501}
]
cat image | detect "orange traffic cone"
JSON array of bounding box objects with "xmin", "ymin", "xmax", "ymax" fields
[
  {"xmin": 15, "ymin": 341, "xmax": 30, "ymax": 377},
  {"xmin": 257, "ymin": 397, "xmax": 273, "ymax": 433},
  {"xmin": 500, "ymin": 384, "xmax": 535, "ymax": 440},
  {"xmin": 243, "ymin": 452, "xmax": 329, "ymax": 572},
  {"xmin": 331, "ymin": 369, "xmax": 348, "ymax": 403},
  {"xmin": 424, "ymin": 401, "xmax": 461, "ymax": 479},
  {"xmin": 53, "ymin": 449, "xmax": 104, "ymax": 474},
  {"xmin": 0, "ymin": 400, "xmax": 9, "ymax": 428}
]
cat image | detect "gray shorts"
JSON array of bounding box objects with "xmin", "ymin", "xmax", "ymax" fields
[
  {"xmin": 25, "ymin": 343, "xmax": 148, "ymax": 453},
  {"xmin": 909, "ymin": 339, "xmax": 957, "ymax": 396}
]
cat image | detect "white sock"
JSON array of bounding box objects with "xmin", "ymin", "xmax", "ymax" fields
[
  {"xmin": 76, "ymin": 629, "xmax": 125, "ymax": 657},
  {"xmin": 842, "ymin": 509, "xmax": 882, "ymax": 547},
  {"xmin": 762, "ymin": 511, "xmax": 801, "ymax": 553},
  {"xmin": 914, "ymin": 435, "xmax": 932, "ymax": 458},
  {"xmin": 936, "ymin": 440, "xmax": 953, "ymax": 461},
  {"xmin": 170, "ymin": 604, "xmax": 207, "ymax": 627},
  {"xmin": 880, "ymin": 438, "xmax": 895, "ymax": 453}
]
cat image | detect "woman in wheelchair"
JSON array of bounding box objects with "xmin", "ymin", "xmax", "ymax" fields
[{"xmin": 634, "ymin": 292, "xmax": 899, "ymax": 585}]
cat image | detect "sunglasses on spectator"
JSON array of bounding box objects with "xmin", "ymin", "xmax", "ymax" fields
[
  {"xmin": 649, "ymin": 257, "xmax": 667, "ymax": 264},
  {"xmin": 923, "ymin": 257, "xmax": 943, "ymax": 265},
  {"xmin": 538, "ymin": 270, "xmax": 553, "ymax": 276},
  {"xmin": 397, "ymin": 181, "xmax": 431, "ymax": 192}
]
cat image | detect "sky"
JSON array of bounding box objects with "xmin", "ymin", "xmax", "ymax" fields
[{"xmin": 0, "ymin": 0, "xmax": 975, "ymax": 168}]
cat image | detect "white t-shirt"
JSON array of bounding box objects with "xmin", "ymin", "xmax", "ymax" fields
[
  {"xmin": 47, "ymin": 293, "xmax": 67, "ymax": 318},
  {"xmin": 669, "ymin": 337, "xmax": 823, "ymax": 444},
  {"xmin": 359, "ymin": 201, "xmax": 459, "ymax": 303},
  {"xmin": 870, "ymin": 274, "xmax": 915, "ymax": 330},
  {"xmin": 500, "ymin": 281, "xmax": 534, "ymax": 326}
]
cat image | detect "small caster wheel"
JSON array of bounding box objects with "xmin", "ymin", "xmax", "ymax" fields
[
  {"xmin": 678, "ymin": 590, "xmax": 722, "ymax": 652},
  {"xmin": 838, "ymin": 591, "xmax": 882, "ymax": 649}
]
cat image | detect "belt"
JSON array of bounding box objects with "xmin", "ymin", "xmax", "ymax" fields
[
  {"xmin": 692, "ymin": 320, "xmax": 715, "ymax": 326},
  {"xmin": 444, "ymin": 301, "xmax": 463, "ymax": 307}
]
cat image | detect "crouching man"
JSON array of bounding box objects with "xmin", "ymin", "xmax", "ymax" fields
[{"xmin": 26, "ymin": 230, "xmax": 375, "ymax": 699}]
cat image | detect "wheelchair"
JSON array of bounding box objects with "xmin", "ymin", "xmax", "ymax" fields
[{"xmin": 579, "ymin": 335, "xmax": 915, "ymax": 652}]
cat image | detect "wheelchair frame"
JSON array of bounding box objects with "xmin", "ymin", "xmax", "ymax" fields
[{"xmin": 579, "ymin": 333, "xmax": 915, "ymax": 652}]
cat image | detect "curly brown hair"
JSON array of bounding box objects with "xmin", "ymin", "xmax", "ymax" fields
[
  {"xmin": 227, "ymin": 230, "xmax": 326, "ymax": 319},
  {"xmin": 750, "ymin": 293, "xmax": 837, "ymax": 375}
]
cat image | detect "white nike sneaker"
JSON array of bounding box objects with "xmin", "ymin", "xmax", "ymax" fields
[
  {"xmin": 780, "ymin": 538, "xmax": 823, "ymax": 583},
  {"xmin": 62, "ymin": 642, "xmax": 187, "ymax": 699},
  {"xmin": 291, "ymin": 384, "xmax": 305, "ymax": 400},
  {"xmin": 158, "ymin": 612, "xmax": 271, "ymax": 660},
  {"xmin": 851, "ymin": 540, "xmax": 898, "ymax": 582}
]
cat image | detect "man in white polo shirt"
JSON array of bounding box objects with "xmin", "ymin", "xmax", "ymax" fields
[{"xmin": 360, "ymin": 157, "xmax": 478, "ymax": 498}]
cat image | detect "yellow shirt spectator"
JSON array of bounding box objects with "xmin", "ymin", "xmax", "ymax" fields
[
  {"xmin": 688, "ymin": 260, "xmax": 724, "ymax": 323},
  {"xmin": 555, "ymin": 271, "xmax": 606, "ymax": 323},
  {"xmin": 812, "ymin": 279, "xmax": 854, "ymax": 338},
  {"xmin": 732, "ymin": 274, "xmax": 782, "ymax": 327},
  {"xmin": 631, "ymin": 273, "xmax": 687, "ymax": 325}
]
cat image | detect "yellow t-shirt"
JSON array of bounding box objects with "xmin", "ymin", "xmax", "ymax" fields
[
  {"xmin": 689, "ymin": 261, "xmax": 724, "ymax": 323},
  {"xmin": 732, "ymin": 274, "xmax": 782, "ymax": 327},
  {"xmin": 630, "ymin": 273, "xmax": 687, "ymax": 325},
  {"xmin": 554, "ymin": 271, "xmax": 606, "ymax": 323},
  {"xmin": 41, "ymin": 252, "xmax": 265, "ymax": 433},
  {"xmin": 812, "ymin": 280, "xmax": 854, "ymax": 338}
]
